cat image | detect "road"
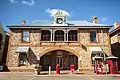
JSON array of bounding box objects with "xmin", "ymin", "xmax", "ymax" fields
[{"xmin": 0, "ymin": 76, "xmax": 120, "ymax": 80}]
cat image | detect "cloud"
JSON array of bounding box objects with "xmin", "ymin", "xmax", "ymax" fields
[
  {"xmin": 9, "ymin": 0, "xmax": 18, "ymax": 3},
  {"xmin": 101, "ymin": 17, "xmax": 107, "ymax": 21},
  {"xmin": 46, "ymin": 8, "xmax": 70, "ymax": 17},
  {"xmin": 21, "ymin": 0, "xmax": 36, "ymax": 6}
]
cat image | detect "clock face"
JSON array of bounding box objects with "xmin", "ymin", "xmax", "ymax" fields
[{"xmin": 56, "ymin": 18, "xmax": 63, "ymax": 24}]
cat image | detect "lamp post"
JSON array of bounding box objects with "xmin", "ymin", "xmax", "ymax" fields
[{"xmin": 101, "ymin": 26, "xmax": 107, "ymax": 74}]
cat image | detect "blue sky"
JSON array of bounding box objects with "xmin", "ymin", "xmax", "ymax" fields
[{"xmin": 0, "ymin": 0, "xmax": 120, "ymax": 31}]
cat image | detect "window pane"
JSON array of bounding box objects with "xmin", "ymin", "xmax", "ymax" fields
[
  {"xmin": 68, "ymin": 30, "xmax": 77, "ymax": 41},
  {"xmin": 23, "ymin": 31, "xmax": 29, "ymax": 36},
  {"xmin": 22, "ymin": 31, "xmax": 29, "ymax": 42},
  {"xmin": 23, "ymin": 37, "xmax": 29, "ymax": 42},
  {"xmin": 55, "ymin": 30, "xmax": 64, "ymax": 41},
  {"xmin": 41, "ymin": 30, "xmax": 51, "ymax": 41},
  {"xmin": 90, "ymin": 31, "xmax": 96, "ymax": 42}
]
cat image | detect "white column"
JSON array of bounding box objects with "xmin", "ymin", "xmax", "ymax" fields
[
  {"xmin": 67, "ymin": 30, "xmax": 70, "ymax": 41},
  {"xmin": 63, "ymin": 29, "xmax": 67, "ymax": 41},
  {"xmin": 53, "ymin": 30, "xmax": 57, "ymax": 41},
  {"xmin": 49, "ymin": 29, "xmax": 53, "ymax": 41}
]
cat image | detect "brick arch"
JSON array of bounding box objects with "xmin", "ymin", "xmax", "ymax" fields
[{"xmin": 39, "ymin": 47, "xmax": 79, "ymax": 57}]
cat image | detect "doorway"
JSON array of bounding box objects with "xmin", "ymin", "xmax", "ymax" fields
[{"xmin": 56, "ymin": 56, "xmax": 63, "ymax": 69}]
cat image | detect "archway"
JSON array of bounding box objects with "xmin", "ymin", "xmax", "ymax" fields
[{"xmin": 40, "ymin": 50, "xmax": 78, "ymax": 71}]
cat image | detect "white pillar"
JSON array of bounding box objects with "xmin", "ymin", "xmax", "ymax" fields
[
  {"xmin": 49, "ymin": 29, "xmax": 53, "ymax": 41},
  {"xmin": 64, "ymin": 31, "xmax": 66, "ymax": 41},
  {"xmin": 63, "ymin": 29, "xmax": 68, "ymax": 41},
  {"xmin": 67, "ymin": 30, "xmax": 70, "ymax": 41},
  {"xmin": 53, "ymin": 30, "xmax": 57, "ymax": 41}
]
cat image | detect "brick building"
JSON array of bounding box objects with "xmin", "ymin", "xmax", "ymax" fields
[
  {"xmin": 6, "ymin": 11, "xmax": 112, "ymax": 72},
  {"xmin": 110, "ymin": 22, "xmax": 120, "ymax": 70},
  {"xmin": 0, "ymin": 23, "xmax": 9, "ymax": 71}
]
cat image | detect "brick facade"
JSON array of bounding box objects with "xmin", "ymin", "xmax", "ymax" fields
[{"xmin": 6, "ymin": 28, "xmax": 111, "ymax": 71}]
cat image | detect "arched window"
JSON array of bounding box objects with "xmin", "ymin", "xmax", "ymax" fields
[
  {"xmin": 41, "ymin": 30, "xmax": 51, "ymax": 41},
  {"xmin": 0, "ymin": 34, "xmax": 2, "ymax": 49},
  {"xmin": 55, "ymin": 30, "xmax": 64, "ymax": 41},
  {"xmin": 68, "ymin": 30, "xmax": 77, "ymax": 41}
]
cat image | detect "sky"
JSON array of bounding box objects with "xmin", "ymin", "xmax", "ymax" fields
[{"xmin": 0, "ymin": 0, "xmax": 120, "ymax": 31}]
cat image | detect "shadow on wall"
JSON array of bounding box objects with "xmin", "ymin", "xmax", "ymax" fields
[
  {"xmin": 28, "ymin": 49, "xmax": 38, "ymax": 65},
  {"xmin": 81, "ymin": 44, "xmax": 87, "ymax": 51},
  {"xmin": 111, "ymin": 42, "xmax": 120, "ymax": 71}
]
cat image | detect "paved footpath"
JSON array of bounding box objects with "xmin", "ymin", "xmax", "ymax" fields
[{"xmin": 0, "ymin": 72, "xmax": 120, "ymax": 80}]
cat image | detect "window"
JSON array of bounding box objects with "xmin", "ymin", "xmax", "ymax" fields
[
  {"xmin": 90, "ymin": 31, "xmax": 97, "ymax": 42},
  {"xmin": 43, "ymin": 55, "xmax": 50, "ymax": 65},
  {"xmin": 41, "ymin": 30, "xmax": 51, "ymax": 41},
  {"xmin": 69, "ymin": 55, "xmax": 77, "ymax": 65},
  {"xmin": 68, "ymin": 30, "xmax": 77, "ymax": 41},
  {"xmin": 22, "ymin": 30, "xmax": 29, "ymax": 42},
  {"xmin": 55, "ymin": 30, "xmax": 64, "ymax": 41},
  {"xmin": 19, "ymin": 53, "xmax": 27, "ymax": 66}
]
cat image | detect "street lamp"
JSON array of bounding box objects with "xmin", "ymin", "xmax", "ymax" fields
[{"xmin": 101, "ymin": 26, "xmax": 107, "ymax": 74}]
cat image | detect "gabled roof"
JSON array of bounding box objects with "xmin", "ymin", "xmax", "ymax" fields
[
  {"xmin": 110, "ymin": 25, "xmax": 120, "ymax": 35},
  {"xmin": 7, "ymin": 20, "xmax": 112, "ymax": 28}
]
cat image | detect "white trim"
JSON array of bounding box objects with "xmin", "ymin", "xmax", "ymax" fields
[{"xmin": 89, "ymin": 47, "xmax": 102, "ymax": 53}]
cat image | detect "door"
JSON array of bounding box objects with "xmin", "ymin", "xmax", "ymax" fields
[{"xmin": 56, "ymin": 57, "xmax": 63, "ymax": 69}]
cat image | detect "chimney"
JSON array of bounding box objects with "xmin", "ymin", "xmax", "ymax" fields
[
  {"xmin": 93, "ymin": 16, "xmax": 98, "ymax": 24},
  {"xmin": 22, "ymin": 20, "xmax": 26, "ymax": 24},
  {"xmin": 114, "ymin": 22, "xmax": 120, "ymax": 28}
]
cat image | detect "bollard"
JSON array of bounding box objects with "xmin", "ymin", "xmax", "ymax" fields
[
  {"xmin": 70, "ymin": 64, "xmax": 75, "ymax": 74},
  {"xmin": 56, "ymin": 64, "xmax": 60, "ymax": 74},
  {"xmin": 49, "ymin": 66, "xmax": 51, "ymax": 75}
]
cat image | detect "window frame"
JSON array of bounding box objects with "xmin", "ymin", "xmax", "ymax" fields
[
  {"xmin": 68, "ymin": 30, "xmax": 78, "ymax": 41},
  {"xmin": 41, "ymin": 30, "xmax": 51, "ymax": 41},
  {"xmin": 21, "ymin": 30, "xmax": 30, "ymax": 42},
  {"xmin": 55, "ymin": 30, "xmax": 64, "ymax": 41},
  {"xmin": 90, "ymin": 30, "xmax": 97, "ymax": 43}
]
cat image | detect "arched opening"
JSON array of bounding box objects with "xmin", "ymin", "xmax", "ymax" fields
[
  {"xmin": 55, "ymin": 30, "xmax": 64, "ymax": 41},
  {"xmin": 40, "ymin": 50, "xmax": 78, "ymax": 70}
]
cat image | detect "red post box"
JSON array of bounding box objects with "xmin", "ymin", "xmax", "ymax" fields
[
  {"xmin": 56, "ymin": 64, "xmax": 60, "ymax": 74},
  {"xmin": 106, "ymin": 56, "xmax": 119, "ymax": 74},
  {"xmin": 107, "ymin": 60, "xmax": 119, "ymax": 74},
  {"xmin": 70, "ymin": 64, "xmax": 75, "ymax": 73},
  {"xmin": 96, "ymin": 61, "xmax": 103, "ymax": 74}
]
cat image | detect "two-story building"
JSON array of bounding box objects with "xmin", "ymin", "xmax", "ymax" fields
[
  {"xmin": 6, "ymin": 11, "xmax": 112, "ymax": 72},
  {"xmin": 110, "ymin": 22, "xmax": 120, "ymax": 70}
]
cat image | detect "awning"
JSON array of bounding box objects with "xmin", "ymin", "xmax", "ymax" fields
[
  {"xmin": 92, "ymin": 56, "xmax": 103, "ymax": 60},
  {"xmin": 106, "ymin": 55, "xmax": 119, "ymax": 59},
  {"xmin": 89, "ymin": 47, "xmax": 102, "ymax": 53},
  {"xmin": 16, "ymin": 46, "xmax": 29, "ymax": 53}
]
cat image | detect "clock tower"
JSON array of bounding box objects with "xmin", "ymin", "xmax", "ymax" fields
[{"xmin": 52, "ymin": 10, "xmax": 67, "ymax": 25}]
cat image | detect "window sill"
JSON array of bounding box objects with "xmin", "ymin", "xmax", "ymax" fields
[
  {"xmin": 90, "ymin": 41, "xmax": 100, "ymax": 43},
  {"xmin": 20, "ymin": 41, "xmax": 30, "ymax": 43}
]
